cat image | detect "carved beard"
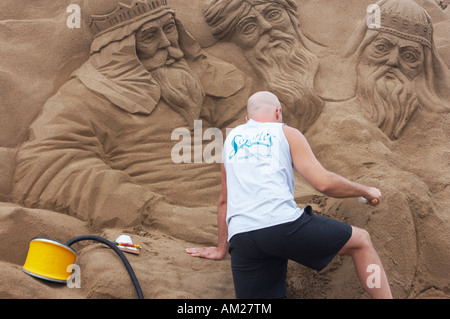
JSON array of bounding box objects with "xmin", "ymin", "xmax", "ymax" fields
[
  {"xmin": 151, "ymin": 59, "xmax": 204, "ymax": 129},
  {"xmin": 244, "ymin": 30, "xmax": 323, "ymax": 132},
  {"xmin": 357, "ymin": 64, "xmax": 419, "ymax": 140}
]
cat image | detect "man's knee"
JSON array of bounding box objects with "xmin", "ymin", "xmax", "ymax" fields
[
  {"xmin": 340, "ymin": 226, "xmax": 373, "ymax": 255},
  {"xmin": 356, "ymin": 227, "xmax": 373, "ymax": 249}
]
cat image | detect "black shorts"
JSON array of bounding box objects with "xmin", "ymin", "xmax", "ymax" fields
[{"xmin": 228, "ymin": 206, "xmax": 352, "ymax": 299}]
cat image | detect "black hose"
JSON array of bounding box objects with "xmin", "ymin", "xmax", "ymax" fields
[{"xmin": 66, "ymin": 235, "xmax": 144, "ymax": 299}]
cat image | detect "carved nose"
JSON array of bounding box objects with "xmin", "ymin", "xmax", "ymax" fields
[
  {"xmin": 386, "ymin": 47, "xmax": 400, "ymax": 68},
  {"xmin": 158, "ymin": 30, "xmax": 171, "ymax": 49},
  {"xmin": 258, "ymin": 16, "xmax": 273, "ymax": 35}
]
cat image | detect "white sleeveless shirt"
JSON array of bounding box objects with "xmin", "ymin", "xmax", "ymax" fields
[{"xmin": 223, "ymin": 120, "xmax": 303, "ymax": 241}]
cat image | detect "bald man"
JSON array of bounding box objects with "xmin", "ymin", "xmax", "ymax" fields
[{"xmin": 187, "ymin": 91, "xmax": 392, "ymax": 299}]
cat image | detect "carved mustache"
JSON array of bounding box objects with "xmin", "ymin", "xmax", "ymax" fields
[
  {"xmin": 255, "ymin": 29, "xmax": 296, "ymax": 52},
  {"xmin": 167, "ymin": 46, "xmax": 184, "ymax": 61},
  {"xmin": 368, "ymin": 65, "xmax": 408, "ymax": 83},
  {"xmin": 160, "ymin": 46, "xmax": 185, "ymax": 64},
  {"xmin": 144, "ymin": 46, "xmax": 185, "ymax": 70}
]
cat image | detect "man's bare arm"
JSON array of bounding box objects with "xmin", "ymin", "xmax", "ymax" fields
[
  {"xmin": 283, "ymin": 125, "xmax": 381, "ymax": 205},
  {"xmin": 186, "ymin": 163, "xmax": 229, "ymax": 259}
]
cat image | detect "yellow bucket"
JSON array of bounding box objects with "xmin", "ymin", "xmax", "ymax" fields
[{"xmin": 23, "ymin": 238, "xmax": 77, "ymax": 283}]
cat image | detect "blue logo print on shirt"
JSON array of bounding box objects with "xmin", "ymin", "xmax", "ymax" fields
[{"xmin": 229, "ymin": 132, "xmax": 275, "ymax": 159}]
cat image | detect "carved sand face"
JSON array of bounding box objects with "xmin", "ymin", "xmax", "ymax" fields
[
  {"xmin": 135, "ymin": 13, "xmax": 203, "ymax": 125},
  {"xmin": 360, "ymin": 33, "xmax": 425, "ymax": 81},
  {"xmin": 357, "ymin": 32, "xmax": 423, "ymax": 140},
  {"xmin": 227, "ymin": 3, "xmax": 322, "ymax": 131},
  {"xmin": 135, "ymin": 13, "xmax": 184, "ymax": 71},
  {"xmin": 230, "ymin": 3, "xmax": 297, "ymax": 50}
]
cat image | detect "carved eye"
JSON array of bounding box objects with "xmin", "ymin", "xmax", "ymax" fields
[
  {"xmin": 137, "ymin": 25, "xmax": 158, "ymax": 42},
  {"xmin": 265, "ymin": 9, "xmax": 282, "ymax": 21},
  {"xmin": 142, "ymin": 31, "xmax": 156, "ymax": 41},
  {"xmin": 163, "ymin": 22, "xmax": 176, "ymax": 34},
  {"xmin": 374, "ymin": 43, "xmax": 389, "ymax": 54},
  {"xmin": 240, "ymin": 22, "xmax": 257, "ymax": 35},
  {"xmin": 401, "ymin": 50, "xmax": 419, "ymax": 63}
]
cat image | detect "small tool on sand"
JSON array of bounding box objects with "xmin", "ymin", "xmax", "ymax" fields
[
  {"xmin": 114, "ymin": 235, "xmax": 140, "ymax": 255},
  {"xmin": 358, "ymin": 197, "xmax": 379, "ymax": 205}
]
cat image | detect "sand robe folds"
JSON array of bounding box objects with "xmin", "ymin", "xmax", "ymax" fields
[{"xmin": 10, "ymin": 75, "xmax": 241, "ymax": 229}]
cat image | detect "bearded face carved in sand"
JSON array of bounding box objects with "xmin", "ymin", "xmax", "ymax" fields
[
  {"xmin": 353, "ymin": 0, "xmax": 450, "ymax": 140},
  {"xmin": 134, "ymin": 14, "xmax": 205, "ymax": 126},
  {"xmin": 357, "ymin": 33, "xmax": 423, "ymax": 140},
  {"xmin": 205, "ymin": 0, "xmax": 324, "ymax": 132}
]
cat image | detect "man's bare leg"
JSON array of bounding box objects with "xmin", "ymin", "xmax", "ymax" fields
[{"xmin": 339, "ymin": 226, "xmax": 393, "ymax": 299}]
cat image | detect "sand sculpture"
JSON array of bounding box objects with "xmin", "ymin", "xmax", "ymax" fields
[
  {"xmin": 11, "ymin": 0, "xmax": 246, "ymax": 232},
  {"xmin": 0, "ymin": 0, "xmax": 449, "ymax": 299}
]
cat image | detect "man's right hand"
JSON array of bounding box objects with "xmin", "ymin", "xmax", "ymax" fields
[
  {"xmin": 363, "ymin": 187, "xmax": 382, "ymax": 206},
  {"xmin": 185, "ymin": 247, "xmax": 227, "ymax": 260}
]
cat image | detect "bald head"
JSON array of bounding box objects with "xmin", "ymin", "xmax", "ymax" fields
[{"xmin": 247, "ymin": 91, "xmax": 283, "ymax": 122}]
